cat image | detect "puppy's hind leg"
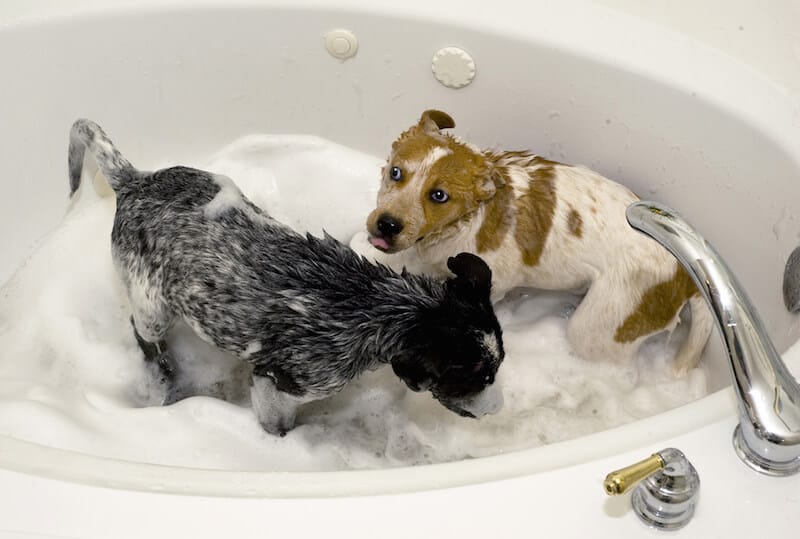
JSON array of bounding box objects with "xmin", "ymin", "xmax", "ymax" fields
[
  {"xmin": 128, "ymin": 281, "xmax": 174, "ymax": 345},
  {"xmin": 126, "ymin": 276, "xmax": 181, "ymax": 403},
  {"xmin": 250, "ymin": 372, "xmax": 315, "ymax": 436},
  {"xmin": 131, "ymin": 316, "xmax": 174, "ymax": 378},
  {"xmin": 130, "ymin": 316, "xmax": 187, "ymax": 404},
  {"xmin": 566, "ymin": 277, "xmax": 641, "ymax": 364}
]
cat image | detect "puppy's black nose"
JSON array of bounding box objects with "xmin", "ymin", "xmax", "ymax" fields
[{"xmin": 377, "ymin": 215, "xmax": 404, "ymax": 237}]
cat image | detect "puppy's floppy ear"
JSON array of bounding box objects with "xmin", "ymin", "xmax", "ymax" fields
[
  {"xmin": 418, "ymin": 109, "xmax": 456, "ymax": 134},
  {"xmin": 446, "ymin": 253, "xmax": 492, "ymax": 300}
]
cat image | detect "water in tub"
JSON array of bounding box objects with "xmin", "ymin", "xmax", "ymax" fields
[{"xmin": 0, "ymin": 135, "xmax": 707, "ymax": 471}]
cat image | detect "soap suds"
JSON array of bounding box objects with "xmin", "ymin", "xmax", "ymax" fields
[{"xmin": 0, "ymin": 135, "xmax": 708, "ymax": 471}]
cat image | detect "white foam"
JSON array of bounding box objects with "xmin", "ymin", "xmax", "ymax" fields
[
  {"xmin": 0, "ymin": 135, "xmax": 708, "ymax": 471},
  {"xmin": 203, "ymin": 174, "xmax": 246, "ymax": 219}
]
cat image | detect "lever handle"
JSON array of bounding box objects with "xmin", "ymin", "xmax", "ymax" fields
[
  {"xmin": 604, "ymin": 453, "xmax": 665, "ymax": 495},
  {"xmin": 604, "ymin": 448, "xmax": 700, "ymax": 531}
]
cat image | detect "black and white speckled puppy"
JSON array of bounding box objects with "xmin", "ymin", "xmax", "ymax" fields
[{"xmin": 68, "ymin": 119, "xmax": 505, "ymax": 435}]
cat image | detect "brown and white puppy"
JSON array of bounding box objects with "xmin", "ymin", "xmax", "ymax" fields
[{"xmin": 352, "ymin": 109, "xmax": 712, "ymax": 375}]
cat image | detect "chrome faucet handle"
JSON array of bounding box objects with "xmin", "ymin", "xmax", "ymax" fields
[
  {"xmin": 605, "ymin": 448, "xmax": 700, "ymax": 530},
  {"xmin": 626, "ymin": 201, "xmax": 800, "ymax": 476}
]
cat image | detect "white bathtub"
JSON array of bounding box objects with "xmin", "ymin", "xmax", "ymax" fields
[{"xmin": 1, "ymin": 0, "xmax": 799, "ymax": 536}]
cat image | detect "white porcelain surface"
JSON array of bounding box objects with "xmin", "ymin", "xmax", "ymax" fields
[{"xmin": 1, "ymin": 0, "xmax": 799, "ymax": 536}]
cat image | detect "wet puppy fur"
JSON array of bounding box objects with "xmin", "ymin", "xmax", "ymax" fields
[
  {"xmin": 68, "ymin": 119, "xmax": 505, "ymax": 435},
  {"xmin": 360, "ymin": 110, "xmax": 712, "ymax": 376}
]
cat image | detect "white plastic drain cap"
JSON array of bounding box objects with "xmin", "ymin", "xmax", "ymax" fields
[
  {"xmin": 324, "ymin": 29, "xmax": 358, "ymax": 60},
  {"xmin": 432, "ymin": 46, "xmax": 476, "ymax": 89}
]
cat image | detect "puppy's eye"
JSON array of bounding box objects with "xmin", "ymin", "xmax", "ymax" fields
[
  {"xmin": 430, "ymin": 189, "xmax": 449, "ymax": 203},
  {"xmin": 389, "ymin": 166, "xmax": 403, "ymax": 181}
]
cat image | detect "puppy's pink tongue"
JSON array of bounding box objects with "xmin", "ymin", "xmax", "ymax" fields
[{"xmin": 369, "ymin": 236, "xmax": 391, "ymax": 250}]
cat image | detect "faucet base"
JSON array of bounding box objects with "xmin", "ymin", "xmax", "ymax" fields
[
  {"xmin": 629, "ymin": 449, "xmax": 700, "ymax": 531},
  {"xmin": 632, "ymin": 488, "xmax": 696, "ymax": 531},
  {"xmin": 733, "ymin": 425, "xmax": 800, "ymax": 477}
]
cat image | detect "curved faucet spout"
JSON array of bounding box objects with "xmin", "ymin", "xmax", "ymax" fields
[{"xmin": 627, "ymin": 201, "xmax": 800, "ymax": 476}]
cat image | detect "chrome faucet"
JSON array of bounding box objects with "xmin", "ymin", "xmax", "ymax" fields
[{"xmin": 626, "ymin": 201, "xmax": 800, "ymax": 476}]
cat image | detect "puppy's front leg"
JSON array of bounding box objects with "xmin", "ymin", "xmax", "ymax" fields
[{"xmin": 250, "ymin": 374, "xmax": 311, "ymax": 436}]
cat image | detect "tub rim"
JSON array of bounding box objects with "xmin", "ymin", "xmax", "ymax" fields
[
  {"xmin": 0, "ymin": 387, "xmax": 736, "ymax": 498},
  {"xmin": 2, "ymin": 0, "xmax": 800, "ymax": 499}
]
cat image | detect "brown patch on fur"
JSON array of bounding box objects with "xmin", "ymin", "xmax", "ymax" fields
[
  {"xmin": 476, "ymin": 179, "xmax": 514, "ymax": 253},
  {"xmin": 567, "ymin": 208, "xmax": 583, "ymax": 238},
  {"xmin": 514, "ymin": 166, "xmax": 557, "ymax": 266},
  {"xmin": 391, "ymin": 130, "xmax": 444, "ymax": 166},
  {"xmin": 417, "ymin": 140, "xmax": 493, "ymax": 239},
  {"xmin": 532, "ymin": 156, "xmax": 564, "ymax": 167},
  {"xmin": 614, "ymin": 265, "xmax": 699, "ymax": 343},
  {"xmin": 489, "ymin": 151, "xmax": 564, "ymax": 170}
]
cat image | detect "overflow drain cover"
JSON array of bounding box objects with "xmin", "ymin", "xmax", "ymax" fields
[
  {"xmin": 432, "ymin": 46, "xmax": 476, "ymax": 89},
  {"xmin": 324, "ymin": 29, "xmax": 359, "ymax": 61}
]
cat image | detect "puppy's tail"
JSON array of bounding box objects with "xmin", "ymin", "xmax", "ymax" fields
[{"xmin": 68, "ymin": 119, "xmax": 136, "ymax": 196}]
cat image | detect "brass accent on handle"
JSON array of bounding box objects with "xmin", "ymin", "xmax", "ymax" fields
[{"xmin": 603, "ymin": 453, "xmax": 665, "ymax": 495}]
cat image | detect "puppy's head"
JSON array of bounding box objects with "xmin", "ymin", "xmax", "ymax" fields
[
  {"xmin": 391, "ymin": 253, "xmax": 505, "ymax": 417},
  {"xmin": 367, "ymin": 110, "xmax": 503, "ymax": 253}
]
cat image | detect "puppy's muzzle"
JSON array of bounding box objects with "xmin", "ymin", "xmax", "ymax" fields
[
  {"xmin": 437, "ymin": 384, "xmax": 504, "ymax": 418},
  {"xmin": 369, "ymin": 214, "xmax": 404, "ymax": 252}
]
